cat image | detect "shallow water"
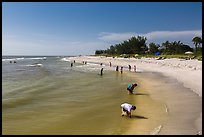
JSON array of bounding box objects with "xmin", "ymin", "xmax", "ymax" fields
[{"xmin": 2, "ymin": 56, "xmax": 136, "ymax": 135}]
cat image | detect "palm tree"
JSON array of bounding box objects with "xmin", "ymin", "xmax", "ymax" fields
[{"xmin": 192, "ymin": 36, "xmax": 202, "ymax": 56}]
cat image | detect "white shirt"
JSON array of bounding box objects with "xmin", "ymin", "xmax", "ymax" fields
[{"xmin": 121, "ymin": 103, "xmax": 133, "ymax": 112}]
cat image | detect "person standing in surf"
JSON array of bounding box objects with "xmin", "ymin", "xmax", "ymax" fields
[
  {"xmin": 101, "ymin": 68, "xmax": 103, "ymax": 76},
  {"xmin": 128, "ymin": 65, "xmax": 131, "ymax": 71},
  {"xmin": 116, "ymin": 66, "xmax": 119, "ymax": 71},
  {"xmin": 120, "ymin": 67, "xmax": 123, "ymax": 74},
  {"xmin": 134, "ymin": 65, "xmax": 136, "ymax": 72}
]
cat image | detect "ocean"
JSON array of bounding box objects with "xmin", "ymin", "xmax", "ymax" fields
[{"xmin": 2, "ymin": 56, "xmax": 137, "ymax": 135}]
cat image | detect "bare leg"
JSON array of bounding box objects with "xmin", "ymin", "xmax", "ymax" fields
[
  {"xmin": 127, "ymin": 112, "xmax": 131, "ymax": 118},
  {"xmin": 121, "ymin": 108, "xmax": 125, "ymax": 116},
  {"xmin": 128, "ymin": 90, "xmax": 133, "ymax": 95}
]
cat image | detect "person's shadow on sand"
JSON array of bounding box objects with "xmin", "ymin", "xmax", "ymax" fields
[
  {"xmin": 133, "ymin": 93, "xmax": 149, "ymax": 96},
  {"xmin": 131, "ymin": 115, "xmax": 148, "ymax": 119}
]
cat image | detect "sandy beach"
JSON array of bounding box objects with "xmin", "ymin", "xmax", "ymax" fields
[{"xmin": 67, "ymin": 55, "xmax": 202, "ymax": 135}]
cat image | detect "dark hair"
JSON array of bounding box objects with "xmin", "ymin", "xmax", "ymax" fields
[{"xmin": 132, "ymin": 106, "xmax": 136, "ymax": 110}]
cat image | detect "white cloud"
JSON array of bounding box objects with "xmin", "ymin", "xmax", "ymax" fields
[
  {"xmin": 70, "ymin": 41, "xmax": 81, "ymax": 45},
  {"xmin": 98, "ymin": 32, "xmax": 137, "ymax": 42},
  {"xmin": 145, "ymin": 30, "xmax": 202, "ymax": 40},
  {"xmin": 98, "ymin": 30, "xmax": 202, "ymax": 42}
]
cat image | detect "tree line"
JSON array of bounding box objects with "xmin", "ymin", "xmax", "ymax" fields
[{"xmin": 95, "ymin": 36, "xmax": 202, "ymax": 56}]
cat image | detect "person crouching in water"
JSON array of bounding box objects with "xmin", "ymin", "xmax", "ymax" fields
[
  {"xmin": 127, "ymin": 83, "xmax": 137, "ymax": 94},
  {"xmin": 121, "ymin": 103, "xmax": 136, "ymax": 118}
]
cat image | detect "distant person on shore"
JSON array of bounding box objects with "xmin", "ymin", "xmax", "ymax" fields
[
  {"xmin": 121, "ymin": 67, "xmax": 123, "ymax": 74},
  {"xmin": 134, "ymin": 65, "xmax": 136, "ymax": 72},
  {"xmin": 71, "ymin": 62, "xmax": 73, "ymax": 67},
  {"xmin": 121, "ymin": 103, "xmax": 136, "ymax": 118},
  {"xmin": 74, "ymin": 60, "xmax": 75, "ymax": 63},
  {"xmin": 109, "ymin": 62, "xmax": 112, "ymax": 67},
  {"xmin": 82, "ymin": 61, "xmax": 87, "ymax": 64},
  {"xmin": 127, "ymin": 83, "xmax": 137, "ymax": 94},
  {"xmin": 116, "ymin": 66, "xmax": 119, "ymax": 71},
  {"xmin": 128, "ymin": 65, "xmax": 131, "ymax": 71},
  {"xmin": 101, "ymin": 68, "xmax": 103, "ymax": 76}
]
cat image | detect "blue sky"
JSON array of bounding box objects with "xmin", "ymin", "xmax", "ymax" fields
[{"xmin": 2, "ymin": 2, "xmax": 202, "ymax": 56}]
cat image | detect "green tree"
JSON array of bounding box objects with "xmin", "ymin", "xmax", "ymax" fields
[
  {"xmin": 95, "ymin": 50, "xmax": 104, "ymax": 54},
  {"xmin": 149, "ymin": 42, "xmax": 159, "ymax": 54},
  {"xmin": 192, "ymin": 36, "xmax": 202, "ymax": 56},
  {"xmin": 161, "ymin": 41, "xmax": 192, "ymax": 55},
  {"xmin": 95, "ymin": 36, "xmax": 147, "ymax": 55},
  {"xmin": 161, "ymin": 41, "xmax": 170, "ymax": 54},
  {"xmin": 109, "ymin": 45, "xmax": 116, "ymax": 54},
  {"xmin": 174, "ymin": 41, "xmax": 193, "ymax": 54}
]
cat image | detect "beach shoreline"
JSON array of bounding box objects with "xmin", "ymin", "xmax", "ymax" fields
[{"xmin": 67, "ymin": 55, "xmax": 202, "ymax": 135}]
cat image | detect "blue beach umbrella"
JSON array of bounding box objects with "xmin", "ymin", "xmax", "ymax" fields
[{"xmin": 155, "ymin": 52, "xmax": 161, "ymax": 56}]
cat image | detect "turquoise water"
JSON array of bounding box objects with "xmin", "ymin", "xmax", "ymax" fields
[{"xmin": 2, "ymin": 56, "xmax": 137, "ymax": 135}]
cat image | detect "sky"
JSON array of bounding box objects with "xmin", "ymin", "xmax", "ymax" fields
[{"xmin": 2, "ymin": 2, "xmax": 202, "ymax": 56}]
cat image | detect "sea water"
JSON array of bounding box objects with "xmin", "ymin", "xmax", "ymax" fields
[
  {"xmin": 3, "ymin": 56, "xmax": 202, "ymax": 135},
  {"xmin": 2, "ymin": 56, "xmax": 136, "ymax": 135}
]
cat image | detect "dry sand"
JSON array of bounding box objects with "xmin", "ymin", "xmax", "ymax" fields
[{"xmin": 67, "ymin": 56, "xmax": 202, "ymax": 135}]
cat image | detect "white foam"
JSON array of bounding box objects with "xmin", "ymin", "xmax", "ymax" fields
[
  {"xmin": 2, "ymin": 57, "xmax": 47, "ymax": 62},
  {"xmin": 2, "ymin": 58, "xmax": 25, "ymax": 62},
  {"xmin": 61, "ymin": 57, "xmax": 70, "ymax": 62},
  {"xmin": 26, "ymin": 63, "xmax": 43, "ymax": 67},
  {"xmin": 164, "ymin": 104, "xmax": 168, "ymax": 113},
  {"xmin": 28, "ymin": 57, "xmax": 46, "ymax": 60},
  {"xmin": 150, "ymin": 125, "xmax": 162, "ymax": 135}
]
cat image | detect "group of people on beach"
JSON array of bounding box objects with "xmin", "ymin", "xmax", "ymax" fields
[
  {"xmin": 71, "ymin": 60, "xmax": 137, "ymax": 118},
  {"xmin": 115, "ymin": 66, "xmax": 123, "ymax": 73},
  {"xmin": 71, "ymin": 60, "xmax": 87, "ymax": 67},
  {"xmin": 101, "ymin": 63, "xmax": 136, "ymax": 75},
  {"xmin": 129, "ymin": 65, "xmax": 137, "ymax": 72},
  {"xmin": 111, "ymin": 62, "xmax": 138, "ymax": 118},
  {"xmin": 115, "ymin": 64, "xmax": 136, "ymax": 73},
  {"xmin": 9, "ymin": 61, "xmax": 17, "ymax": 63},
  {"xmin": 101, "ymin": 61, "xmax": 138, "ymax": 118}
]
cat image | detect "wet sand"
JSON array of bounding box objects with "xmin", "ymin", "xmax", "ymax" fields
[
  {"xmin": 125, "ymin": 71, "xmax": 202, "ymax": 135},
  {"xmin": 68, "ymin": 56, "xmax": 202, "ymax": 135}
]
